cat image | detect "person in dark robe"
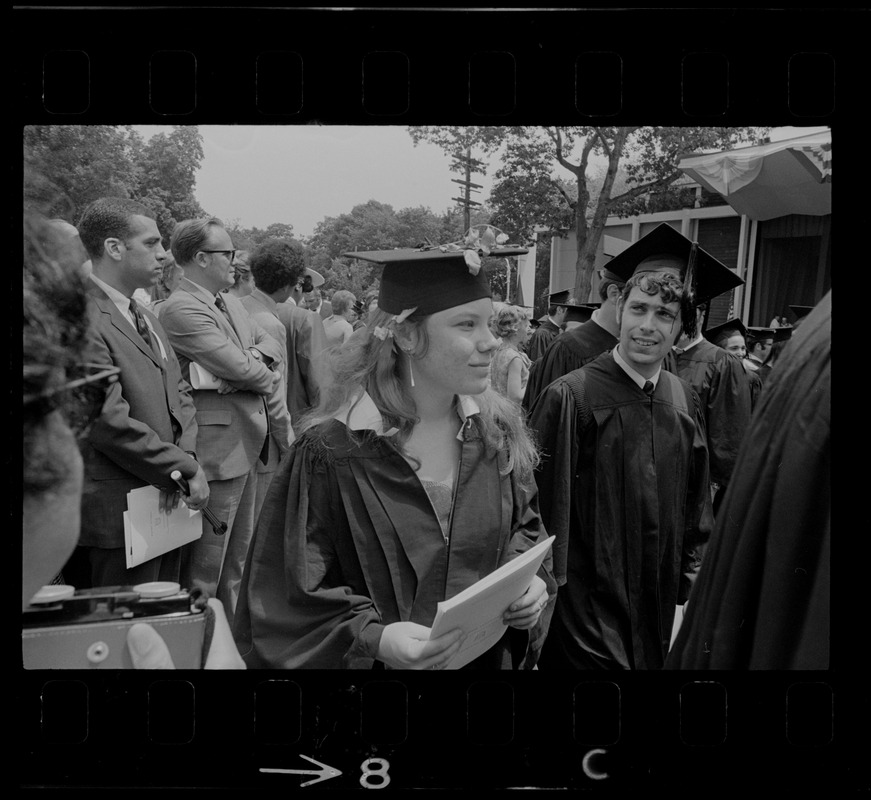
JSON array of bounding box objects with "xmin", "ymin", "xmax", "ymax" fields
[
  {"xmin": 526, "ymin": 289, "xmax": 570, "ymax": 362},
  {"xmin": 757, "ymin": 325, "xmax": 793, "ymax": 383},
  {"xmin": 705, "ymin": 316, "xmax": 764, "ymax": 412},
  {"xmin": 665, "ymin": 291, "xmax": 830, "ymax": 669},
  {"xmin": 233, "ymin": 240, "xmax": 556, "ymax": 670},
  {"xmin": 745, "ymin": 324, "xmax": 792, "ymax": 387},
  {"xmin": 528, "ymin": 226, "xmax": 716, "ymax": 671},
  {"xmin": 615, "ymin": 225, "xmax": 748, "ymax": 517},
  {"xmin": 522, "ymin": 268, "xmax": 625, "ymax": 412}
]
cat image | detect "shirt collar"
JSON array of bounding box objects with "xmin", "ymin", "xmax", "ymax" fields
[
  {"xmin": 674, "ymin": 332, "xmax": 704, "ymax": 354},
  {"xmin": 333, "ymin": 391, "xmax": 481, "ymax": 440},
  {"xmin": 179, "ymin": 275, "xmax": 221, "ymax": 305},
  {"xmin": 90, "ymin": 274, "xmax": 133, "ymax": 318},
  {"xmin": 612, "ymin": 345, "xmax": 661, "ymax": 390}
]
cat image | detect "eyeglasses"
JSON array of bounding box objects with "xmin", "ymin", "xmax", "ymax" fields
[
  {"xmin": 24, "ymin": 363, "xmax": 121, "ymax": 439},
  {"xmin": 199, "ymin": 249, "xmax": 237, "ymax": 262}
]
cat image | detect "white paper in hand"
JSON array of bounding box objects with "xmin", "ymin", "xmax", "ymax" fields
[
  {"xmin": 124, "ymin": 484, "xmax": 203, "ymax": 568},
  {"xmin": 189, "ymin": 362, "xmax": 222, "ymax": 390},
  {"xmin": 429, "ymin": 536, "xmax": 553, "ymax": 669}
]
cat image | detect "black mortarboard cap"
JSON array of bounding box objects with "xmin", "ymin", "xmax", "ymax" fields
[
  {"xmin": 548, "ymin": 289, "xmax": 572, "ymax": 306},
  {"xmin": 344, "ymin": 244, "xmax": 528, "ymax": 316},
  {"xmin": 789, "ymin": 304, "xmax": 814, "ymax": 320},
  {"xmin": 603, "ymin": 223, "xmax": 743, "ymax": 304},
  {"xmin": 704, "ymin": 316, "xmax": 748, "ymax": 345},
  {"xmin": 746, "ymin": 325, "xmax": 793, "ymax": 343},
  {"xmin": 563, "ymin": 302, "xmax": 599, "ymax": 323}
]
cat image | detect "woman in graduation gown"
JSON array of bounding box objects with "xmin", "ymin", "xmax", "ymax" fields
[{"xmin": 233, "ymin": 240, "xmax": 555, "ymax": 670}]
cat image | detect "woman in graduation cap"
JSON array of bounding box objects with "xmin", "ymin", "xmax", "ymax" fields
[{"xmin": 232, "ymin": 237, "xmax": 556, "ymax": 670}]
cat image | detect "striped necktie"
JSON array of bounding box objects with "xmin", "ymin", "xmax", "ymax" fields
[
  {"xmin": 643, "ymin": 380, "xmax": 654, "ymax": 396},
  {"xmin": 129, "ymin": 298, "xmax": 161, "ymax": 359}
]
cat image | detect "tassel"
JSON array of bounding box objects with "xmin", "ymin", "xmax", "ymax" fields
[{"xmin": 682, "ymin": 242, "xmax": 699, "ymax": 338}]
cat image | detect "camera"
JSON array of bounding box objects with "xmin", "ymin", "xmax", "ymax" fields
[{"xmin": 22, "ymin": 583, "xmax": 206, "ymax": 669}]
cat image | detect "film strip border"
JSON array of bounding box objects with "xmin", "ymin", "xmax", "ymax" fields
[
  {"xmin": 14, "ymin": 7, "xmax": 859, "ymax": 125},
  {"xmin": 15, "ymin": 5, "xmax": 863, "ymax": 793},
  {"xmin": 20, "ymin": 671, "xmax": 864, "ymax": 790}
]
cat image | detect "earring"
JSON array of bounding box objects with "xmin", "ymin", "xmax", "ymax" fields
[{"xmin": 399, "ymin": 345, "xmax": 415, "ymax": 387}]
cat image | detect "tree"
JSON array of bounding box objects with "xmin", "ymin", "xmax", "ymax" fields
[
  {"xmin": 23, "ymin": 125, "xmax": 141, "ymax": 220},
  {"xmin": 23, "ymin": 124, "xmax": 208, "ymax": 245},
  {"xmin": 410, "ymin": 126, "xmax": 768, "ymax": 303},
  {"xmin": 407, "ymin": 126, "xmax": 508, "ymax": 230},
  {"xmin": 131, "ymin": 126, "xmax": 206, "ymax": 240}
]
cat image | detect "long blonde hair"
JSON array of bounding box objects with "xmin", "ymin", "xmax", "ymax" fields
[{"xmin": 298, "ymin": 308, "xmax": 541, "ymax": 486}]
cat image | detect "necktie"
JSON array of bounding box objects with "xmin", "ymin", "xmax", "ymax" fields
[
  {"xmin": 643, "ymin": 380, "xmax": 654, "ymax": 396},
  {"xmin": 215, "ymin": 293, "xmax": 229, "ymax": 314},
  {"xmin": 129, "ymin": 298, "xmax": 161, "ymax": 359}
]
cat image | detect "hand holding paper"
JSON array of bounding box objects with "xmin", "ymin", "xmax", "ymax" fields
[
  {"xmin": 428, "ymin": 536, "xmax": 554, "ymax": 670},
  {"xmin": 502, "ymin": 574, "xmax": 549, "ymax": 630},
  {"xmin": 376, "ymin": 622, "xmax": 463, "ymax": 670},
  {"xmin": 124, "ymin": 484, "xmax": 203, "ymax": 569}
]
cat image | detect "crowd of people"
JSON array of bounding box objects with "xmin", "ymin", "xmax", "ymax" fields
[{"xmin": 22, "ymin": 202, "xmax": 829, "ymax": 672}]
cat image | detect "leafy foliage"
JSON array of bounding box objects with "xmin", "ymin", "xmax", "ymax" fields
[
  {"xmin": 410, "ymin": 125, "xmax": 769, "ymax": 302},
  {"xmin": 23, "ymin": 125, "xmax": 206, "ymax": 244}
]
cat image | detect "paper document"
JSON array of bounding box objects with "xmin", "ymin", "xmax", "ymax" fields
[
  {"xmin": 124, "ymin": 484, "xmax": 203, "ymax": 568},
  {"xmin": 429, "ymin": 536, "xmax": 554, "ymax": 669},
  {"xmin": 189, "ymin": 362, "xmax": 222, "ymax": 390}
]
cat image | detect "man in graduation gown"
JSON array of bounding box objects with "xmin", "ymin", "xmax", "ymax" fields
[
  {"xmin": 704, "ymin": 316, "xmax": 765, "ymax": 412},
  {"xmin": 666, "ymin": 291, "xmax": 830, "ymax": 669},
  {"xmin": 526, "ymin": 290, "xmax": 570, "ymax": 362},
  {"xmin": 522, "ymin": 270, "xmax": 625, "ymax": 412},
  {"xmin": 528, "ymin": 224, "xmax": 715, "ymax": 670},
  {"xmin": 666, "ymin": 311, "xmax": 752, "ymax": 511}
]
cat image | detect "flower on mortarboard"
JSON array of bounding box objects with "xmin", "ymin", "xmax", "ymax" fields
[
  {"xmin": 373, "ymin": 306, "xmax": 418, "ymax": 341},
  {"xmin": 463, "ymin": 249, "xmax": 482, "ymax": 275}
]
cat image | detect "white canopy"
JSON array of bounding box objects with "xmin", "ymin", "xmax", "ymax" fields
[{"xmin": 677, "ymin": 130, "xmax": 831, "ymax": 221}]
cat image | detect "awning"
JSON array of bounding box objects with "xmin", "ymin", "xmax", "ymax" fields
[{"xmin": 677, "ymin": 131, "xmax": 831, "ymax": 221}]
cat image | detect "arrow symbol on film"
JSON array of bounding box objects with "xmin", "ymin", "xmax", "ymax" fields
[{"xmin": 260, "ymin": 753, "xmax": 342, "ymax": 787}]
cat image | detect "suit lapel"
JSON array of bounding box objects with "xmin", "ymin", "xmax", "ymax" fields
[
  {"xmin": 90, "ymin": 287, "xmax": 162, "ymax": 368},
  {"xmin": 179, "ymin": 280, "xmax": 245, "ymax": 349}
]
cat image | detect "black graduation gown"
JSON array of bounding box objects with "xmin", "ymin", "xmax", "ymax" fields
[
  {"xmin": 664, "ymin": 340, "xmax": 753, "ymax": 488},
  {"xmin": 528, "ymin": 353, "xmax": 713, "ymax": 670},
  {"xmin": 665, "ymin": 291, "xmax": 830, "ymax": 670},
  {"xmin": 523, "ymin": 321, "xmax": 617, "ymax": 412},
  {"xmin": 233, "ymin": 415, "xmax": 556, "ymax": 669},
  {"xmin": 526, "ymin": 318, "xmax": 562, "ymax": 362}
]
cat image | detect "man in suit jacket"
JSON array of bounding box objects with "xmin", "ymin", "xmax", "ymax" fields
[
  {"xmin": 160, "ymin": 218, "xmax": 286, "ymax": 625},
  {"xmin": 71, "ymin": 197, "xmax": 210, "ymax": 588},
  {"xmin": 277, "ymin": 299, "xmax": 327, "ymax": 428},
  {"xmin": 240, "ymin": 238, "xmax": 302, "ymax": 518}
]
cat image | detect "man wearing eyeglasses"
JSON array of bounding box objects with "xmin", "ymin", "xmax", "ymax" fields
[
  {"xmin": 159, "ymin": 217, "xmax": 287, "ymax": 627},
  {"xmin": 66, "ymin": 197, "xmax": 210, "ymax": 590}
]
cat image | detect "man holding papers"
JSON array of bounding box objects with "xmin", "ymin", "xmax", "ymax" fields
[
  {"xmin": 160, "ymin": 217, "xmax": 288, "ymax": 626},
  {"xmin": 68, "ymin": 198, "xmax": 209, "ymax": 588}
]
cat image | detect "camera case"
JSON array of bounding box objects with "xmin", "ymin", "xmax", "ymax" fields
[{"xmin": 22, "ymin": 585, "xmax": 206, "ymax": 669}]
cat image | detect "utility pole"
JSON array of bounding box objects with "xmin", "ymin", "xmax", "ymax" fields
[{"xmin": 451, "ymin": 146, "xmax": 485, "ymax": 232}]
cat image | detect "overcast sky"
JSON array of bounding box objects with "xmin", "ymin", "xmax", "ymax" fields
[
  {"xmin": 135, "ymin": 124, "xmax": 497, "ymax": 239},
  {"xmin": 135, "ymin": 124, "xmax": 827, "ymax": 240}
]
